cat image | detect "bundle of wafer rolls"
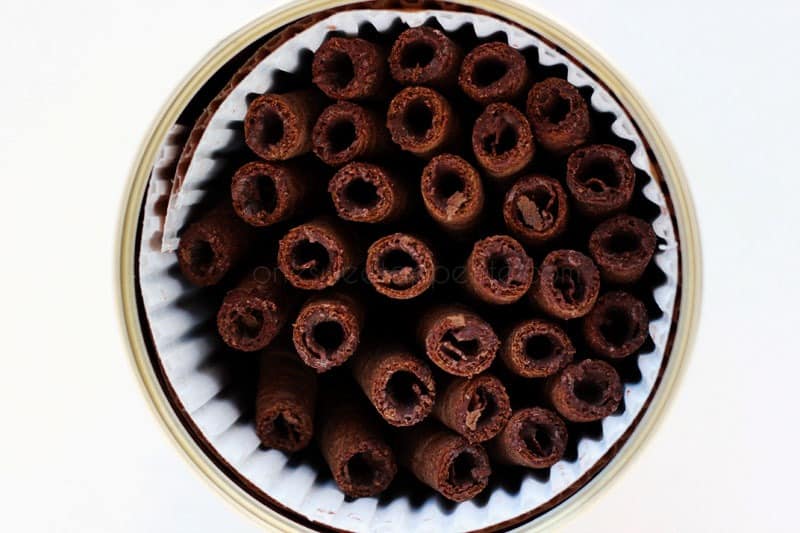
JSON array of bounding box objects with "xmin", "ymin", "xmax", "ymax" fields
[{"xmin": 176, "ymin": 22, "xmax": 660, "ymax": 503}]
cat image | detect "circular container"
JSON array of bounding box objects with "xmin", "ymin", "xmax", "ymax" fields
[{"xmin": 118, "ymin": 0, "xmax": 701, "ymax": 531}]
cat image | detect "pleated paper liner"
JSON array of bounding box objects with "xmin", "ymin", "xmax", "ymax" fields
[{"xmin": 136, "ymin": 7, "xmax": 679, "ymax": 532}]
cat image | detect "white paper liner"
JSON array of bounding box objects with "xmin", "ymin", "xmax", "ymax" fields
[{"xmin": 137, "ymin": 9, "xmax": 680, "ymax": 532}]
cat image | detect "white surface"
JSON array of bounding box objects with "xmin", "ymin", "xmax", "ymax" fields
[{"xmin": 0, "ymin": 0, "xmax": 796, "ymax": 532}]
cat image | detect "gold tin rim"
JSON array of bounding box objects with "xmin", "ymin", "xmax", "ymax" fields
[{"xmin": 117, "ymin": 0, "xmax": 702, "ymax": 531}]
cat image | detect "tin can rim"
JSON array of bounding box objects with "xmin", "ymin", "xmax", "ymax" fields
[{"xmin": 117, "ymin": 1, "xmax": 702, "ymax": 531}]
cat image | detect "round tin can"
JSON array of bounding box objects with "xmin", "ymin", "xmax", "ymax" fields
[{"xmin": 118, "ymin": 0, "xmax": 701, "ymax": 530}]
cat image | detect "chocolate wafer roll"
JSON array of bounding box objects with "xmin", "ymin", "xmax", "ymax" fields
[
  {"xmin": 546, "ymin": 359, "xmax": 622, "ymax": 423},
  {"xmin": 466, "ymin": 235, "xmax": 534, "ymax": 305},
  {"xmin": 389, "ymin": 27, "xmax": 462, "ymax": 88},
  {"xmin": 312, "ymin": 102, "xmax": 389, "ymax": 166},
  {"xmin": 366, "ymin": 233, "xmax": 435, "ymax": 299},
  {"xmin": 490, "ymin": 407, "xmax": 568, "ymax": 468},
  {"xmin": 433, "ymin": 374, "xmax": 511, "ymax": 443},
  {"xmin": 420, "ymin": 154, "xmax": 484, "ymax": 232},
  {"xmin": 418, "ymin": 305, "xmax": 499, "ymax": 377},
  {"xmin": 351, "ymin": 346, "xmax": 436, "ymax": 427},
  {"xmin": 398, "ymin": 423, "xmax": 491, "ymax": 502},
  {"xmin": 231, "ymin": 161, "xmax": 309, "ymax": 227},
  {"xmin": 566, "ymin": 144, "xmax": 635, "ymax": 217},
  {"xmin": 526, "ymin": 77, "xmax": 590, "ymax": 155},
  {"xmin": 177, "ymin": 204, "xmax": 252, "ymax": 287},
  {"xmin": 292, "ymin": 291, "xmax": 364, "ymax": 372},
  {"xmin": 244, "ymin": 90, "xmax": 322, "ymax": 160},
  {"xmin": 501, "ymin": 319, "xmax": 575, "ymax": 378},
  {"xmin": 458, "ymin": 42, "xmax": 530, "ymax": 105},
  {"xmin": 531, "ymin": 250, "xmax": 600, "ymax": 320},
  {"xmin": 583, "ymin": 291, "xmax": 648, "ymax": 359},
  {"xmin": 318, "ymin": 391, "xmax": 397, "ymax": 497},
  {"xmin": 503, "ymin": 174, "xmax": 569, "ymax": 246},
  {"xmin": 329, "ymin": 162, "xmax": 408, "ymax": 223},
  {"xmin": 312, "ymin": 36, "xmax": 387, "ymax": 100},
  {"xmin": 387, "ymin": 86, "xmax": 458, "ymax": 158},
  {"xmin": 217, "ymin": 267, "xmax": 290, "ymax": 352},
  {"xmin": 589, "ymin": 214, "xmax": 657, "ymax": 284},
  {"xmin": 277, "ymin": 217, "xmax": 360, "ymax": 290},
  {"xmin": 255, "ymin": 350, "xmax": 317, "ymax": 452},
  {"xmin": 472, "ymin": 103, "xmax": 535, "ymax": 180}
]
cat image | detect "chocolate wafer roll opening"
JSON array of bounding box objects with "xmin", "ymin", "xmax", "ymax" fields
[
  {"xmin": 526, "ymin": 77, "xmax": 590, "ymax": 155},
  {"xmin": 231, "ymin": 161, "xmax": 307, "ymax": 227},
  {"xmin": 531, "ymin": 249, "xmax": 600, "ymax": 320},
  {"xmin": 366, "ymin": 233, "xmax": 435, "ymax": 299},
  {"xmin": 318, "ymin": 392, "xmax": 397, "ymax": 497},
  {"xmin": 292, "ymin": 292, "xmax": 364, "ymax": 371},
  {"xmin": 312, "ymin": 37, "xmax": 387, "ymax": 100},
  {"xmin": 312, "ymin": 102, "xmax": 388, "ymax": 166},
  {"xmin": 433, "ymin": 374, "xmax": 511, "ymax": 443},
  {"xmin": 419, "ymin": 306, "xmax": 499, "ymax": 377},
  {"xmin": 503, "ymin": 174, "xmax": 569, "ymax": 246},
  {"xmin": 177, "ymin": 204, "xmax": 251, "ymax": 287},
  {"xmin": 589, "ymin": 214, "xmax": 657, "ymax": 284},
  {"xmin": 255, "ymin": 352, "xmax": 317, "ymax": 452},
  {"xmin": 583, "ymin": 291, "xmax": 648, "ymax": 359},
  {"xmin": 278, "ymin": 218, "xmax": 358, "ymax": 290},
  {"xmin": 466, "ymin": 235, "xmax": 534, "ymax": 305},
  {"xmin": 458, "ymin": 42, "xmax": 530, "ymax": 105},
  {"xmin": 217, "ymin": 267, "xmax": 289, "ymax": 352},
  {"xmin": 329, "ymin": 162, "xmax": 407, "ymax": 223},
  {"xmin": 244, "ymin": 90, "xmax": 321, "ymax": 160},
  {"xmin": 472, "ymin": 103, "xmax": 535, "ymax": 179},
  {"xmin": 491, "ymin": 407, "xmax": 568, "ymax": 468},
  {"xmin": 389, "ymin": 27, "xmax": 462, "ymax": 88},
  {"xmin": 547, "ymin": 359, "xmax": 622, "ymax": 423},
  {"xmin": 421, "ymin": 154, "xmax": 484, "ymax": 232},
  {"xmin": 352, "ymin": 348, "xmax": 436, "ymax": 427},
  {"xmin": 399, "ymin": 425, "xmax": 491, "ymax": 502},
  {"xmin": 566, "ymin": 144, "xmax": 635, "ymax": 217},
  {"xmin": 387, "ymin": 86, "xmax": 457, "ymax": 158},
  {"xmin": 501, "ymin": 319, "xmax": 575, "ymax": 378}
]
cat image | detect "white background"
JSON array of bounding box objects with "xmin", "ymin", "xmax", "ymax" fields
[{"xmin": 0, "ymin": 0, "xmax": 797, "ymax": 531}]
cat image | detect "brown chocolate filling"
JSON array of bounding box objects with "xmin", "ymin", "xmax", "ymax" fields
[
  {"xmin": 472, "ymin": 103, "xmax": 535, "ymax": 179},
  {"xmin": 177, "ymin": 204, "xmax": 251, "ymax": 287},
  {"xmin": 583, "ymin": 291, "xmax": 649, "ymax": 359},
  {"xmin": 244, "ymin": 90, "xmax": 321, "ymax": 161},
  {"xmin": 352, "ymin": 348, "xmax": 436, "ymax": 427},
  {"xmin": 589, "ymin": 214, "xmax": 657, "ymax": 284},
  {"xmin": 312, "ymin": 36, "xmax": 387, "ymax": 100},
  {"xmin": 547, "ymin": 359, "xmax": 623, "ymax": 423},
  {"xmin": 503, "ymin": 174, "xmax": 568, "ymax": 245},
  {"xmin": 420, "ymin": 154, "xmax": 484, "ymax": 231},
  {"xmin": 532, "ymin": 249, "xmax": 600, "ymax": 320},
  {"xmin": 231, "ymin": 161, "xmax": 307, "ymax": 227},
  {"xmin": 458, "ymin": 42, "xmax": 530, "ymax": 105},
  {"xmin": 312, "ymin": 102, "xmax": 388, "ymax": 166},
  {"xmin": 421, "ymin": 306, "xmax": 499, "ymax": 377},
  {"xmin": 389, "ymin": 27, "xmax": 462, "ymax": 87},
  {"xmin": 501, "ymin": 319, "xmax": 575, "ymax": 378},
  {"xmin": 433, "ymin": 374, "xmax": 511, "ymax": 443},
  {"xmin": 566, "ymin": 144, "xmax": 635, "ymax": 217},
  {"xmin": 466, "ymin": 235, "xmax": 534, "ymax": 304},
  {"xmin": 278, "ymin": 219, "xmax": 355, "ymax": 290},
  {"xmin": 329, "ymin": 162, "xmax": 406, "ymax": 223},
  {"xmin": 491, "ymin": 407, "xmax": 568, "ymax": 469},
  {"xmin": 366, "ymin": 233, "xmax": 435, "ymax": 299},
  {"xmin": 292, "ymin": 293, "xmax": 363, "ymax": 372},
  {"xmin": 526, "ymin": 77, "xmax": 590, "ymax": 155},
  {"xmin": 387, "ymin": 86, "xmax": 457, "ymax": 157}
]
